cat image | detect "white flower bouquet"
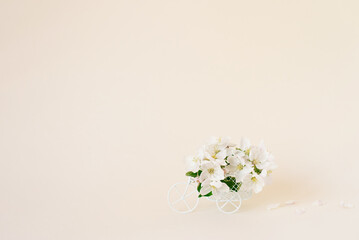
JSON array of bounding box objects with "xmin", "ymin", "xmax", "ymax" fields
[
  {"xmin": 185, "ymin": 137, "xmax": 276, "ymax": 199},
  {"xmin": 168, "ymin": 136, "xmax": 276, "ymax": 214}
]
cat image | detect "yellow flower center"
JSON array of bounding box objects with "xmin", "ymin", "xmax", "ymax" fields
[
  {"xmin": 208, "ymin": 168, "xmax": 215, "ymax": 174},
  {"xmin": 237, "ymin": 164, "xmax": 244, "ymax": 170},
  {"xmin": 251, "ymin": 177, "xmax": 257, "ymax": 182},
  {"xmin": 212, "ymin": 148, "xmax": 220, "ymax": 158}
]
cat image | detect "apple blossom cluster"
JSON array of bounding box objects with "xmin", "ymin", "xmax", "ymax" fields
[{"xmin": 185, "ymin": 137, "xmax": 276, "ymax": 198}]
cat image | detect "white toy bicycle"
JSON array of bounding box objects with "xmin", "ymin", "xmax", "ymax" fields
[
  {"xmin": 168, "ymin": 177, "xmax": 253, "ymax": 214},
  {"xmin": 167, "ymin": 137, "xmax": 276, "ymax": 214}
]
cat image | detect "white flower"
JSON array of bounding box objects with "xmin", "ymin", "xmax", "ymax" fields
[
  {"xmin": 242, "ymin": 172, "xmax": 266, "ymax": 194},
  {"xmin": 225, "ymin": 156, "xmax": 253, "ymax": 181},
  {"xmin": 200, "ymin": 179, "xmax": 229, "ymax": 196},
  {"xmin": 248, "ymin": 144, "xmax": 269, "ymax": 167},
  {"xmin": 248, "ymin": 141, "xmax": 277, "ymax": 175},
  {"xmin": 185, "ymin": 155, "xmax": 200, "ymax": 172},
  {"xmin": 183, "ymin": 136, "xmax": 276, "ymax": 199},
  {"xmin": 203, "ymin": 143, "xmax": 227, "ymax": 166},
  {"xmin": 261, "ymin": 159, "xmax": 277, "ymax": 173},
  {"xmin": 266, "ymin": 153, "xmax": 277, "ymax": 171},
  {"xmin": 204, "ymin": 151, "xmax": 227, "ymax": 166},
  {"xmin": 199, "ymin": 161, "xmax": 224, "ymax": 182},
  {"xmin": 184, "ymin": 147, "xmax": 205, "ymax": 172},
  {"xmin": 226, "ymin": 146, "xmax": 241, "ymax": 157},
  {"xmin": 239, "ymin": 137, "xmax": 251, "ymax": 151}
]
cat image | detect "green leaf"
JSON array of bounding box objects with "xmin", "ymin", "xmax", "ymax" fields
[
  {"xmin": 254, "ymin": 165, "xmax": 262, "ymax": 175},
  {"xmin": 185, "ymin": 170, "xmax": 202, "ymax": 178},
  {"xmin": 196, "ymin": 182, "xmax": 213, "ymax": 198},
  {"xmin": 197, "ymin": 182, "xmax": 202, "ymax": 192},
  {"xmin": 185, "ymin": 171, "xmax": 197, "ymax": 177},
  {"xmin": 198, "ymin": 191, "xmax": 213, "ymax": 198},
  {"xmin": 221, "ymin": 176, "xmax": 241, "ymax": 192}
]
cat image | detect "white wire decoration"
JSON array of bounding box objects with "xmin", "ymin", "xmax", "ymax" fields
[
  {"xmin": 168, "ymin": 177, "xmax": 252, "ymax": 214},
  {"xmin": 167, "ymin": 137, "xmax": 276, "ymax": 214}
]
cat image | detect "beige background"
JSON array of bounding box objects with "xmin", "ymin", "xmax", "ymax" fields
[{"xmin": 1, "ymin": 0, "xmax": 359, "ymax": 239}]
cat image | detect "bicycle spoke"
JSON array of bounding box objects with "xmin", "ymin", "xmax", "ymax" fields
[
  {"xmin": 174, "ymin": 186, "xmax": 183, "ymax": 198},
  {"xmin": 168, "ymin": 183, "xmax": 199, "ymax": 213},
  {"xmin": 171, "ymin": 198, "xmax": 182, "ymax": 205},
  {"xmin": 183, "ymin": 199, "xmax": 191, "ymax": 210},
  {"xmin": 229, "ymin": 201, "xmax": 238, "ymax": 208},
  {"xmin": 220, "ymin": 201, "xmax": 229, "ymax": 208}
]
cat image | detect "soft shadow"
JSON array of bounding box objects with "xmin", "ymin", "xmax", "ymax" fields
[
  {"xmin": 189, "ymin": 172, "xmax": 321, "ymax": 214},
  {"xmin": 239, "ymin": 172, "xmax": 320, "ymax": 213}
]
